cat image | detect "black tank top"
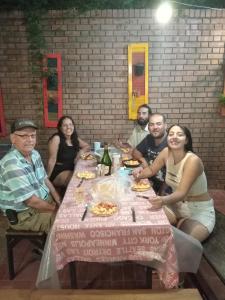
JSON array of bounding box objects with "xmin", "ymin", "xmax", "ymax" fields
[{"xmin": 56, "ymin": 136, "xmax": 79, "ymax": 164}]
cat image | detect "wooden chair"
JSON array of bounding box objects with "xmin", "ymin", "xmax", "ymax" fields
[{"xmin": 5, "ymin": 228, "xmax": 46, "ymax": 279}]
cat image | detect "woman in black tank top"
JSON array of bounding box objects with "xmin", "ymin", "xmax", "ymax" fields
[{"xmin": 47, "ymin": 116, "xmax": 90, "ymax": 193}]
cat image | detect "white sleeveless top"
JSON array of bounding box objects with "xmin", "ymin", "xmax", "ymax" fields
[{"xmin": 165, "ymin": 152, "xmax": 208, "ymax": 196}]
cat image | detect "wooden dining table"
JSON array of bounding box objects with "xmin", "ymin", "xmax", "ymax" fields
[{"xmin": 44, "ymin": 158, "xmax": 179, "ymax": 289}]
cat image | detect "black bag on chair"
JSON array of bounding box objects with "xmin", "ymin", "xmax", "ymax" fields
[{"xmin": 5, "ymin": 209, "xmax": 18, "ymax": 225}]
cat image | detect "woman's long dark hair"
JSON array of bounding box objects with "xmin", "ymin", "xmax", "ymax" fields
[
  {"xmin": 168, "ymin": 124, "xmax": 193, "ymax": 152},
  {"xmin": 49, "ymin": 116, "xmax": 80, "ymax": 150}
]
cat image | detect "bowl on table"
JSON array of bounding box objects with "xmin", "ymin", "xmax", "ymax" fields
[
  {"xmin": 122, "ymin": 159, "xmax": 140, "ymax": 168},
  {"xmin": 131, "ymin": 180, "xmax": 151, "ymax": 192}
]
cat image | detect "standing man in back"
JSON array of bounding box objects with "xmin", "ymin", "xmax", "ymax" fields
[
  {"xmin": 132, "ymin": 113, "xmax": 168, "ymax": 194},
  {"xmin": 119, "ymin": 104, "xmax": 152, "ymax": 149},
  {"xmin": 127, "ymin": 104, "xmax": 152, "ymax": 148}
]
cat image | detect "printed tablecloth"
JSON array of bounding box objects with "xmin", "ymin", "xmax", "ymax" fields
[{"xmin": 52, "ymin": 160, "xmax": 179, "ymax": 288}]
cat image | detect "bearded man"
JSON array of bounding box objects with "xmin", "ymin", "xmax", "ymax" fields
[{"xmin": 127, "ymin": 104, "xmax": 152, "ymax": 148}]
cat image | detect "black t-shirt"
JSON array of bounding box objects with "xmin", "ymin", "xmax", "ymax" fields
[
  {"xmin": 136, "ymin": 134, "xmax": 167, "ymax": 192},
  {"xmin": 49, "ymin": 135, "xmax": 80, "ymax": 182},
  {"xmin": 57, "ymin": 141, "xmax": 78, "ymax": 164}
]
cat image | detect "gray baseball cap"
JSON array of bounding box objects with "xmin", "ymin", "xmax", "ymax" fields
[{"xmin": 11, "ymin": 119, "xmax": 38, "ymax": 133}]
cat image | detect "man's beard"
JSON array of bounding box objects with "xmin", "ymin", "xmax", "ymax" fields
[
  {"xmin": 151, "ymin": 131, "xmax": 166, "ymax": 139},
  {"xmin": 137, "ymin": 119, "xmax": 148, "ymax": 126}
]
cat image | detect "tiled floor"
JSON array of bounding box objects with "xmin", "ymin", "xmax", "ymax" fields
[{"xmin": 0, "ymin": 188, "xmax": 224, "ymax": 290}]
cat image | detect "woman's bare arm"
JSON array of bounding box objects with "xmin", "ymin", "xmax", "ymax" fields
[
  {"xmin": 78, "ymin": 138, "xmax": 91, "ymax": 153},
  {"xmin": 133, "ymin": 147, "xmax": 168, "ymax": 179}
]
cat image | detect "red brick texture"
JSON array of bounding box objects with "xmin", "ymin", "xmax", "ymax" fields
[{"xmin": 0, "ymin": 9, "xmax": 225, "ymax": 188}]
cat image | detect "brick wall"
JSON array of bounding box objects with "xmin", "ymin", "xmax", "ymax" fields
[{"xmin": 0, "ymin": 8, "xmax": 225, "ymax": 188}]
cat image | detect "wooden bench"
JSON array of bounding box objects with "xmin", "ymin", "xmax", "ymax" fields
[
  {"xmin": 0, "ymin": 289, "xmax": 202, "ymax": 300},
  {"xmin": 191, "ymin": 209, "xmax": 225, "ymax": 300}
]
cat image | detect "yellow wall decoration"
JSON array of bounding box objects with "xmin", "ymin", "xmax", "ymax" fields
[{"xmin": 128, "ymin": 43, "xmax": 149, "ymax": 120}]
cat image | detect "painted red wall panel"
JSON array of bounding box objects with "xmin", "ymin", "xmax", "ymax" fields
[
  {"xmin": 0, "ymin": 88, "xmax": 6, "ymax": 136},
  {"xmin": 43, "ymin": 54, "xmax": 63, "ymax": 127}
]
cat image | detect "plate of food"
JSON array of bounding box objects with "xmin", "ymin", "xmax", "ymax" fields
[
  {"xmin": 76, "ymin": 170, "xmax": 96, "ymax": 179},
  {"xmin": 90, "ymin": 201, "xmax": 119, "ymax": 217},
  {"xmin": 131, "ymin": 180, "xmax": 151, "ymax": 192},
  {"xmin": 123, "ymin": 159, "xmax": 140, "ymax": 168},
  {"xmin": 80, "ymin": 153, "xmax": 96, "ymax": 160}
]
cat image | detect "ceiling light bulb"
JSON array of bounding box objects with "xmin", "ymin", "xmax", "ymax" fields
[{"xmin": 156, "ymin": 2, "xmax": 173, "ymax": 24}]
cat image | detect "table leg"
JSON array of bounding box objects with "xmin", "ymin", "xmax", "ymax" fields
[
  {"xmin": 146, "ymin": 266, "xmax": 152, "ymax": 288},
  {"xmin": 69, "ymin": 261, "xmax": 77, "ymax": 288}
]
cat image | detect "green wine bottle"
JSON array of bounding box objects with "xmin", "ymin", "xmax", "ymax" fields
[{"xmin": 101, "ymin": 144, "xmax": 112, "ymax": 176}]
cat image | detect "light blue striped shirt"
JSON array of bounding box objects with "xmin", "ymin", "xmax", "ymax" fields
[{"xmin": 0, "ymin": 147, "xmax": 49, "ymax": 213}]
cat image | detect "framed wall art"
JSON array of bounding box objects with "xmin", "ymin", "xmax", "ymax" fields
[{"xmin": 128, "ymin": 43, "xmax": 149, "ymax": 120}]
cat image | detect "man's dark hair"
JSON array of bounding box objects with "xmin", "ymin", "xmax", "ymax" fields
[
  {"xmin": 149, "ymin": 113, "xmax": 166, "ymax": 123},
  {"xmin": 137, "ymin": 104, "xmax": 152, "ymax": 115}
]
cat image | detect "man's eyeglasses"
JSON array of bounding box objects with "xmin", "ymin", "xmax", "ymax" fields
[{"xmin": 14, "ymin": 133, "xmax": 36, "ymax": 140}]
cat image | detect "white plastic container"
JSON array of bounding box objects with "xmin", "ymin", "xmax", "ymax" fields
[{"xmin": 112, "ymin": 154, "xmax": 121, "ymax": 173}]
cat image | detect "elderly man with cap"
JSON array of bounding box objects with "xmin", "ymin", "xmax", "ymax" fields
[{"xmin": 0, "ymin": 119, "xmax": 61, "ymax": 233}]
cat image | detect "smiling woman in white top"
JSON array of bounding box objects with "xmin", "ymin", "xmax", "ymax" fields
[{"xmin": 133, "ymin": 124, "xmax": 215, "ymax": 242}]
